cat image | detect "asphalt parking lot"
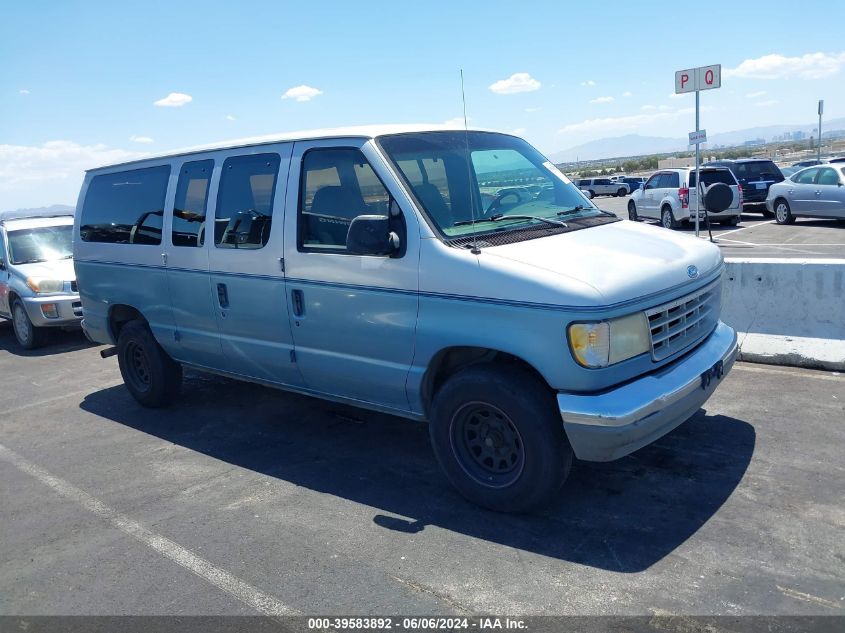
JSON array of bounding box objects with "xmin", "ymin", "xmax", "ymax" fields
[
  {"xmin": 599, "ymin": 195, "xmax": 845, "ymax": 259},
  {"xmin": 1, "ymin": 323, "xmax": 844, "ymax": 617}
]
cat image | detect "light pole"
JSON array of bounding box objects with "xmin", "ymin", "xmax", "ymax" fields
[{"xmin": 817, "ymin": 100, "xmax": 824, "ymax": 163}]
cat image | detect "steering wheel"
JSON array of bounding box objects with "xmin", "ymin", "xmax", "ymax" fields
[{"xmin": 485, "ymin": 190, "xmax": 523, "ymax": 215}]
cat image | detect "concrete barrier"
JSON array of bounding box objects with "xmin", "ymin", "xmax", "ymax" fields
[{"xmin": 721, "ymin": 258, "xmax": 845, "ymax": 371}]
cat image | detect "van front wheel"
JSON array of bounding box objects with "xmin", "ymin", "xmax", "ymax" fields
[
  {"xmin": 429, "ymin": 365, "xmax": 572, "ymax": 512},
  {"xmin": 117, "ymin": 320, "xmax": 182, "ymax": 407}
]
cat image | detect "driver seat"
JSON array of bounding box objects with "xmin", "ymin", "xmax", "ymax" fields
[{"xmin": 414, "ymin": 183, "xmax": 453, "ymax": 228}]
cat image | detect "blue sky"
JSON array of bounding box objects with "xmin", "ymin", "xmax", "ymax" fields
[{"xmin": 2, "ymin": 0, "xmax": 844, "ymax": 209}]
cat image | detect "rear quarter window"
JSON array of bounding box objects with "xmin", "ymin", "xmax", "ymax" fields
[
  {"xmin": 690, "ymin": 170, "xmax": 737, "ymax": 187},
  {"xmin": 80, "ymin": 165, "xmax": 171, "ymax": 244}
]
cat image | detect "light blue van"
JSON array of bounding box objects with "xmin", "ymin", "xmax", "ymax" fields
[{"xmin": 74, "ymin": 125, "xmax": 737, "ymax": 511}]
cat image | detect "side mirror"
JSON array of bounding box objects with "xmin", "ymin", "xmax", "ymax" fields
[
  {"xmin": 346, "ymin": 215, "xmax": 399, "ymax": 256},
  {"xmin": 639, "ymin": 183, "xmax": 645, "ymax": 190}
]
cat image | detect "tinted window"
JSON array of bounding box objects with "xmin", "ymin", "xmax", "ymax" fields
[
  {"xmin": 80, "ymin": 166, "xmax": 170, "ymax": 244},
  {"xmin": 794, "ymin": 168, "xmax": 818, "ymax": 184},
  {"xmin": 299, "ymin": 148, "xmax": 391, "ymax": 251},
  {"xmin": 816, "ymin": 167, "xmax": 840, "ymax": 186},
  {"xmin": 595, "ymin": 178, "xmax": 611, "ymax": 185},
  {"xmin": 215, "ymin": 154, "xmax": 280, "ymax": 249},
  {"xmin": 732, "ymin": 161, "xmax": 782, "ymax": 181},
  {"xmin": 172, "ymin": 159, "xmax": 214, "ymax": 247},
  {"xmin": 689, "ymin": 170, "xmax": 736, "ymax": 187},
  {"xmin": 644, "ymin": 175, "xmax": 660, "ymax": 189}
]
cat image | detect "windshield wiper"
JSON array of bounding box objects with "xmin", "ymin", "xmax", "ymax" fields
[
  {"xmin": 454, "ymin": 213, "xmax": 567, "ymax": 228},
  {"xmin": 558, "ymin": 205, "xmax": 616, "ymax": 219}
]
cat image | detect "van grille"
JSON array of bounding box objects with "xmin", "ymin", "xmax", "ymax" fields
[
  {"xmin": 70, "ymin": 280, "xmax": 78, "ymax": 293},
  {"xmin": 645, "ymin": 280, "xmax": 720, "ymax": 361}
]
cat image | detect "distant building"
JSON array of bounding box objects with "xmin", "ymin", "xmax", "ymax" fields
[{"xmin": 658, "ymin": 157, "xmax": 696, "ymax": 169}]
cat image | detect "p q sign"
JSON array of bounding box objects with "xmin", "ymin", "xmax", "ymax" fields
[{"xmin": 675, "ymin": 64, "xmax": 721, "ymax": 94}]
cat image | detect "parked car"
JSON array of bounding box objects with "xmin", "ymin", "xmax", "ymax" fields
[
  {"xmin": 627, "ymin": 167, "xmax": 742, "ymax": 229},
  {"xmin": 0, "ymin": 210, "xmax": 82, "ymax": 349},
  {"xmin": 574, "ymin": 178, "xmax": 630, "ymax": 197},
  {"xmin": 74, "ymin": 125, "xmax": 736, "ymax": 512},
  {"xmin": 826, "ymin": 157, "xmax": 845, "ymax": 164},
  {"xmin": 620, "ymin": 176, "xmax": 647, "ymax": 192},
  {"xmin": 780, "ymin": 166, "xmax": 799, "ymax": 179},
  {"xmin": 705, "ymin": 159, "xmax": 784, "ymax": 215},
  {"xmin": 766, "ymin": 164, "xmax": 845, "ymax": 224},
  {"xmin": 792, "ymin": 159, "xmax": 822, "ymax": 168}
]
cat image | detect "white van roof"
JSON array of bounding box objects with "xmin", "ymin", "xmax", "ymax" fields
[{"xmin": 88, "ymin": 123, "xmax": 493, "ymax": 172}]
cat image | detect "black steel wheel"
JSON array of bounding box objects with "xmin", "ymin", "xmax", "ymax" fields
[{"xmin": 117, "ymin": 319, "xmax": 182, "ymax": 407}]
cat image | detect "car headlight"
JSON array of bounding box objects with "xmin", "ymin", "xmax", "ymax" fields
[
  {"xmin": 568, "ymin": 312, "xmax": 650, "ymax": 368},
  {"xmin": 26, "ymin": 278, "xmax": 64, "ymax": 294}
]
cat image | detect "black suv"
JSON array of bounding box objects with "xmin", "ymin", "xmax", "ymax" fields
[{"xmin": 705, "ymin": 159, "xmax": 784, "ymax": 215}]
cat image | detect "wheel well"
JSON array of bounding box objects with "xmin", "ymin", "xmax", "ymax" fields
[
  {"xmin": 773, "ymin": 196, "xmax": 787, "ymax": 208},
  {"xmin": 109, "ymin": 304, "xmax": 145, "ymax": 341},
  {"xmin": 421, "ymin": 347, "xmax": 551, "ymax": 416}
]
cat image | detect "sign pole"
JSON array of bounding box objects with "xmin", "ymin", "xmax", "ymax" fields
[
  {"xmin": 695, "ymin": 89, "xmax": 700, "ymax": 237},
  {"xmin": 818, "ymin": 100, "xmax": 824, "ymax": 164}
]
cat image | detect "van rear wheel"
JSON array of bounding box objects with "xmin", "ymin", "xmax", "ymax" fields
[
  {"xmin": 117, "ymin": 320, "xmax": 182, "ymax": 407},
  {"xmin": 429, "ymin": 364, "xmax": 572, "ymax": 512}
]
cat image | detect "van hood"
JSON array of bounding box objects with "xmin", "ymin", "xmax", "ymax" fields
[
  {"xmin": 14, "ymin": 259, "xmax": 76, "ymax": 282},
  {"xmin": 481, "ymin": 220, "xmax": 722, "ymax": 305}
]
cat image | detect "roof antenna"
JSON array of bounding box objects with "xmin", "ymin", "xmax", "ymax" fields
[{"xmin": 460, "ymin": 69, "xmax": 481, "ymax": 255}]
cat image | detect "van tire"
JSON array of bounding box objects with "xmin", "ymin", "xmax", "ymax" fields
[
  {"xmin": 587, "ymin": 189, "xmax": 596, "ymax": 199},
  {"xmin": 429, "ymin": 364, "xmax": 572, "ymax": 513},
  {"xmin": 661, "ymin": 206, "xmax": 678, "ymax": 230},
  {"xmin": 12, "ymin": 299, "xmax": 48, "ymax": 350},
  {"xmin": 117, "ymin": 320, "xmax": 182, "ymax": 408},
  {"xmin": 616, "ymin": 187, "xmax": 627, "ymax": 197},
  {"xmin": 627, "ymin": 200, "xmax": 639, "ymax": 221},
  {"xmin": 774, "ymin": 199, "xmax": 795, "ymax": 225}
]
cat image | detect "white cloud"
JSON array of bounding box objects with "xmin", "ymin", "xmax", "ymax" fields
[
  {"xmin": 725, "ymin": 52, "xmax": 845, "ymax": 79},
  {"xmin": 19, "ymin": 89, "xmax": 30, "ymax": 95},
  {"xmin": 0, "ymin": 141, "xmax": 145, "ymax": 210},
  {"xmin": 525, "ymin": 107, "xmax": 541, "ymax": 112},
  {"xmin": 154, "ymin": 92, "xmax": 192, "ymax": 107},
  {"xmin": 511, "ymin": 127, "xmax": 527, "ymax": 136},
  {"xmin": 580, "ymin": 80, "xmax": 596, "ymax": 87},
  {"xmin": 756, "ymin": 99, "xmax": 779, "ymax": 108},
  {"xmin": 558, "ymin": 106, "xmax": 711, "ymax": 137},
  {"xmin": 129, "ymin": 135, "xmax": 154, "ymax": 144},
  {"xmin": 622, "ymin": 91, "xmax": 632, "ymax": 97},
  {"xmin": 641, "ymin": 104, "xmax": 672, "ymax": 112},
  {"xmin": 489, "ymin": 73, "xmax": 541, "ymax": 95},
  {"xmin": 669, "ymin": 92, "xmax": 687, "ymax": 99},
  {"xmin": 745, "ymin": 90, "xmax": 768, "ymax": 98},
  {"xmin": 281, "ymin": 85, "xmax": 323, "ymax": 102},
  {"xmin": 225, "ymin": 114, "xmax": 236, "ymax": 121},
  {"xmin": 442, "ymin": 116, "xmax": 471, "ymax": 128},
  {"xmin": 589, "ymin": 96, "xmax": 615, "ymax": 104}
]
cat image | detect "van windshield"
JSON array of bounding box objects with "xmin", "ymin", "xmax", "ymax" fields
[
  {"xmin": 378, "ymin": 132, "xmax": 601, "ymax": 238},
  {"xmin": 7, "ymin": 225, "xmax": 73, "ymax": 265}
]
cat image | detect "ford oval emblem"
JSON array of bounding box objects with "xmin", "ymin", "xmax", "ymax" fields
[{"xmin": 687, "ymin": 265, "xmax": 699, "ymax": 279}]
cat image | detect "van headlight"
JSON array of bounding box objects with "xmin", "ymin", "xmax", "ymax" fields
[
  {"xmin": 26, "ymin": 278, "xmax": 64, "ymax": 294},
  {"xmin": 568, "ymin": 313, "xmax": 650, "ymax": 368}
]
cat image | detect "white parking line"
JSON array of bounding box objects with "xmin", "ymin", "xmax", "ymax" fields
[
  {"xmin": 715, "ymin": 220, "xmax": 775, "ymax": 238},
  {"xmin": 0, "ymin": 442, "xmax": 298, "ymax": 617}
]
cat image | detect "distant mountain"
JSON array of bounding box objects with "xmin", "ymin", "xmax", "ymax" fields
[
  {"xmin": 3, "ymin": 203, "xmax": 75, "ymax": 215},
  {"xmin": 549, "ymin": 135, "xmax": 687, "ymax": 162},
  {"xmin": 550, "ymin": 117, "xmax": 845, "ymax": 162}
]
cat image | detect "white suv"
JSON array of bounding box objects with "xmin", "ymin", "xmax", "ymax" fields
[
  {"xmin": 627, "ymin": 167, "xmax": 742, "ymax": 229},
  {"xmin": 575, "ymin": 178, "xmax": 630, "ymax": 197}
]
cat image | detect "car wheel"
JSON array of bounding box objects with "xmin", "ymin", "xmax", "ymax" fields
[
  {"xmin": 588, "ymin": 190, "xmax": 596, "ymax": 199},
  {"xmin": 627, "ymin": 200, "xmax": 639, "ymax": 221},
  {"xmin": 616, "ymin": 188, "xmax": 627, "ymax": 197},
  {"xmin": 661, "ymin": 206, "xmax": 678, "ymax": 230},
  {"xmin": 774, "ymin": 199, "xmax": 795, "ymax": 225},
  {"xmin": 117, "ymin": 319, "xmax": 183, "ymax": 408},
  {"xmin": 12, "ymin": 299, "xmax": 48, "ymax": 350},
  {"xmin": 429, "ymin": 364, "xmax": 572, "ymax": 513}
]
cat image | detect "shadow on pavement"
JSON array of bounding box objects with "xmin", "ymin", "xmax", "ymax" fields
[
  {"xmin": 0, "ymin": 321, "xmax": 97, "ymax": 357},
  {"xmin": 80, "ymin": 371, "xmax": 755, "ymax": 573}
]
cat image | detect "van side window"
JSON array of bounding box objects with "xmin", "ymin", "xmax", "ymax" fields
[
  {"xmin": 299, "ymin": 148, "xmax": 391, "ymax": 252},
  {"xmin": 215, "ymin": 154, "xmax": 280, "ymax": 249},
  {"xmin": 79, "ymin": 166, "xmax": 171, "ymax": 244},
  {"xmin": 172, "ymin": 159, "xmax": 214, "ymax": 247}
]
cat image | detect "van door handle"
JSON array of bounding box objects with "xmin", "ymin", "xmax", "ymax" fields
[
  {"xmin": 217, "ymin": 283, "xmax": 229, "ymax": 308},
  {"xmin": 291, "ymin": 289, "xmax": 304, "ymax": 317}
]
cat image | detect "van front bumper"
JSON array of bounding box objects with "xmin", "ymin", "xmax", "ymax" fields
[
  {"xmin": 22, "ymin": 295, "xmax": 83, "ymax": 327},
  {"xmin": 558, "ymin": 321, "xmax": 738, "ymax": 462}
]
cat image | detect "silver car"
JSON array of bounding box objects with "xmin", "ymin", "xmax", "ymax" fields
[
  {"xmin": 0, "ymin": 211, "xmax": 82, "ymax": 349},
  {"xmin": 766, "ymin": 165, "xmax": 845, "ymax": 224}
]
